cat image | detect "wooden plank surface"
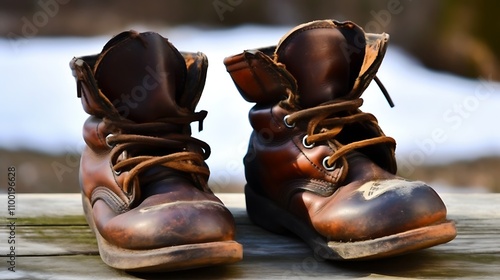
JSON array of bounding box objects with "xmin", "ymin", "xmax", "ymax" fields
[{"xmin": 1, "ymin": 193, "xmax": 499, "ymax": 279}]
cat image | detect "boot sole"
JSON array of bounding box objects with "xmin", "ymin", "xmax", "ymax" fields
[
  {"xmin": 245, "ymin": 185, "xmax": 457, "ymax": 260},
  {"xmin": 82, "ymin": 195, "xmax": 243, "ymax": 272}
]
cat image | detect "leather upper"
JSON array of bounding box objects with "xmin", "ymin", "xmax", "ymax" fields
[
  {"xmin": 225, "ymin": 20, "xmax": 449, "ymax": 242},
  {"xmin": 71, "ymin": 31, "xmax": 236, "ymax": 249}
]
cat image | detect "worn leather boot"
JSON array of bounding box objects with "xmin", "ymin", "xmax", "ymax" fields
[
  {"xmin": 70, "ymin": 31, "xmax": 242, "ymax": 271},
  {"xmin": 224, "ymin": 20, "xmax": 456, "ymax": 260}
]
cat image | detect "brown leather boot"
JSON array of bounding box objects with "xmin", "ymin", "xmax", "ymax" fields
[
  {"xmin": 70, "ymin": 31, "xmax": 242, "ymax": 272},
  {"xmin": 224, "ymin": 20, "xmax": 456, "ymax": 260}
]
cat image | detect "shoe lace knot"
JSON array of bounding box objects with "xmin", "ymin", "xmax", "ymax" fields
[{"xmin": 103, "ymin": 111, "xmax": 211, "ymax": 202}]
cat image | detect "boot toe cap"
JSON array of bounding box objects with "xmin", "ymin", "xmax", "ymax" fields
[
  {"xmin": 313, "ymin": 179, "xmax": 448, "ymax": 242},
  {"xmin": 95, "ymin": 197, "xmax": 236, "ymax": 250}
]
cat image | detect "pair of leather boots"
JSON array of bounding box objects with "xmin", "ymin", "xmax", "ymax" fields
[{"xmin": 70, "ymin": 20, "xmax": 456, "ymax": 272}]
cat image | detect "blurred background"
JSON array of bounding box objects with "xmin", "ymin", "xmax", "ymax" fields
[{"xmin": 0, "ymin": 0, "xmax": 499, "ymax": 193}]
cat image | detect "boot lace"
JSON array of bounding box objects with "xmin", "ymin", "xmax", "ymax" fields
[
  {"xmin": 103, "ymin": 111, "xmax": 211, "ymax": 200},
  {"xmin": 284, "ymin": 98, "xmax": 396, "ymax": 170}
]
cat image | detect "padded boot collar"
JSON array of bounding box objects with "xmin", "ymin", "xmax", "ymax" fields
[
  {"xmin": 223, "ymin": 47, "xmax": 297, "ymax": 105},
  {"xmin": 224, "ymin": 20, "xmax": 389, "ymax": 108},
  {"xmin": 70, "ymin": 31, "xmax": 208, "ymax": 123}
]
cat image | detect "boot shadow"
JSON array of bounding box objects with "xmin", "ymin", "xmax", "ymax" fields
[{"xmin": 127, "ymin": 263, "xmax": 243, "ymax": 279}]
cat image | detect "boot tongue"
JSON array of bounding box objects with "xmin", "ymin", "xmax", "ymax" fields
[
  {"xmin": 94, "ymin": 31, "xmax": 187, "ymax": 123},
  {"xmin": 275, "ymin": 21, "xmax": 365, "ymax": 108}
]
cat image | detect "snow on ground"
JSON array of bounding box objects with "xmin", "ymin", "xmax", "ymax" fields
[{"xmin": 1, "ymin": 25, "xmax": 499, "ymax": 188}]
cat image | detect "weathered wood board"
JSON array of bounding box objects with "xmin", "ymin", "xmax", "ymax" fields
[{"xmin": 1, "ymin": 193, "xmax": 499, "ymax": 279}]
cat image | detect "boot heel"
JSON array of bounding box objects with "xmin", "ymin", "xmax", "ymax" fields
[{"xmin": 245, "ymin": 185, "xmax": 289, "ymax": 234}]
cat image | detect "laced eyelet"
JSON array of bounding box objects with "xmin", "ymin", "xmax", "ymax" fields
[
  {"xmin": 283, "ymin": 115, "xmax": 295, "ymax": 129},
  {"xmin": 105, "ymin": 134, "xmax": 115, "ymax": 148},
  {"xmin": 322, "ymin": 156, "xmax": 336, "ymax": 171},
  {"xmin": 113, "ymin": 169, "xmax": 122, "ymax": 176},
  {"xmin": 302, "ymin": 135, "xmax": 315, "ymax": 149}
]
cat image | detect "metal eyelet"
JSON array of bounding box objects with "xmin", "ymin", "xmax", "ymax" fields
[
  {"xmin": 105, "ymin": 134, "xmax": 114, "ymax": 148},
  {"xmin": 322, "ymin": 156, "xmax": 336, "ymax": 171},
  {"xmin": 283, "ymin": 115, "xmax": 295, "ymax": 129},
  {"xmin": 113, "ymin": 169, "xmax": 122, "ymax": 176},
  {"xmin": 302, "ymin": 135, "xmax": 315, "ymax": 149}
]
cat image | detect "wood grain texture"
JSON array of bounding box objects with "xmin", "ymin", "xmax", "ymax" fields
[{"xmin": 1, "ymin": 193, "xmax": 499, "ymax": 279}]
